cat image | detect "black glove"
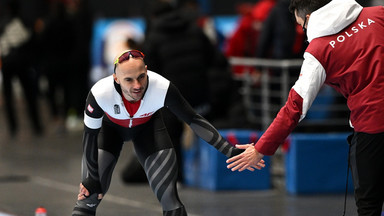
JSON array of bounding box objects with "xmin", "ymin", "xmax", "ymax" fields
[
  {"xmin": 229, "ymin": 146, "xmax": 245, "ymax": 157},
  {"xmin": 82, "ymin": 177, "xmax": 102, "ymax": 196}
]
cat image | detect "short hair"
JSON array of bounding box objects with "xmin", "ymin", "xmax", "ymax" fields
[{"xmin": 289, "ymin": 0, "xmax": 332, "ymax": 18}]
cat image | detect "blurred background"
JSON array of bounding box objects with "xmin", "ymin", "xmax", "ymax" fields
[
  {"xmin": 1, "ymin": 0, "xmax": 382, "ymax": 134},
  {"xmin": 1, "ymin": 0, "xmax": 384, "ymax": 215}
]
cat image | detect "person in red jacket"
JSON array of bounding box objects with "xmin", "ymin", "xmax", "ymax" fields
[{"xmin": 227, "ymin": 0, "xmax": 384, "ymax": 215}]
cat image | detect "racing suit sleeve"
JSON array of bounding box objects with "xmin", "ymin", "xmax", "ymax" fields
[
  {"xmin": 255, "ymin": 52, "xmax": 326, "ymax": 155},
  {"xmin": 164, "ymin": 83, "xmax": 243, "ymax": 157},
  {"xmin": 81, "ymin": 91, "xmax": 104, "ymax": 193}
]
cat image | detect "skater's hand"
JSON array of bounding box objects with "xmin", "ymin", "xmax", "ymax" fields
[
  {"xmin": 78, "ymin": 183, "xmax": 103, "ymax": 200},
  {"xmin": 77, "ymin": 183, "xmax": 103, "ymax": 200},
  {"xmin": 78, "ymin": 183, "xmax": 90, "ymax": 200}
]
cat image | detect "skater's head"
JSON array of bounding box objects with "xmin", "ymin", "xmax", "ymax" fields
[
  {"xmin": 113, "ymin": 50, "xmax": 148, "ymax": 102},
  {"xmin": 113, "ymin": 50, "xmax": 145, "ymax": 73}
]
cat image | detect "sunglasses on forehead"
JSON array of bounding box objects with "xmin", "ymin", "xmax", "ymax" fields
[
  {"xmin": 114, "ymin": 50, "xmax": 145, "ymax": 64},
  {"xmin": 113, "ymin": 50, "xmax": 145, "ymax": 73}
]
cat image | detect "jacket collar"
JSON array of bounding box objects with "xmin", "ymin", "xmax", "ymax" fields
[{"xmin": 307, "ymin": 0, "xmax": 363, "ymax": 42}]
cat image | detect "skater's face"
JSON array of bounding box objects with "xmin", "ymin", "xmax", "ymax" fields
[{"xmin": 113, "ymin": 55, "xmax": 148, "ymax": 102}]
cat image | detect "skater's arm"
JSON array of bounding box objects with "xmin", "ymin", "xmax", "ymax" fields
[
  {"xmin": 80, "ymin": 92, "xmax": 104, "ymax": 194},
  {"xmin": 165, "ymin": 84, "xmax": 248, "ymax": 158}
]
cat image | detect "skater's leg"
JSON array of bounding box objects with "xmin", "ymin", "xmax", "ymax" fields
[
  {"xmin": 134, "ymin": 111, "xmax": 187, "ymax": 215},
  {"xmin": 144, "ymin": 148, "xmax": 186, "ymax": 215}
]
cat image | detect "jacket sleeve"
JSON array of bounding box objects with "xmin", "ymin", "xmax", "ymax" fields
[
  {"xmin": 164, "ymin": 83, "xmax": 243, "ymax": 157},
  {"xmin": 255, "ymin": 52, "xmax": 326, "ymax": 155},
  {"xmin": 81, "ymin": 91, "xmax": 104, "ymax": 182}
]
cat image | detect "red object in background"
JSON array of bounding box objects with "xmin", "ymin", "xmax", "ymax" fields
[
  {"xmin": 226, "ymin": 132, "xmax": 259, "ymax": 146},
  {"xmin": 227, "ymin": 132, "xmax": 240, "ymax": 146},
  {"xmin": 35, "ymin": 207, "xmax": 47, "ymax": 216},
  {"xmin": 281, "ymin": 138, "xmax": 291, "ymax": 153},
  {"xmin": 224, "ymin": 0, "xmax": 276, "ymax": 76}
]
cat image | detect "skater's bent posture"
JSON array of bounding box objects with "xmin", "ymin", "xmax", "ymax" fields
[{"xmin": 71, "ymin": 50, "xmax": 265, "ymax": 216}]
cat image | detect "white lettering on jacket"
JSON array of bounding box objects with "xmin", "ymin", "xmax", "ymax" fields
[{"xmin": 329, "ymin": 18, "xmax": 375, "ymax": 48}]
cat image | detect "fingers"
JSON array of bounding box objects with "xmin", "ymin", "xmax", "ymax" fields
[
  {"xmin": 78, "ymin": 193, "xmax": 87, "ymax": 200},
  {"xmin": 229, "ymin": 160, "xmax": 250, "ymax": 172},
  {"xmin": 98, "ymin": 193, "xmax": 104, "ymax": 200},
  {"xmin": 226, "ymin": 154, "xmax": 244, "ymax": 169},
  {"xmin": 227, "ymin": 144, "xmax": 255, "ymax": 164},
  {"xmin": 247, "ymin": 167, "xmax": 255, "ymax": 172},
  {"xmin": 234, "ymin": 144, "xmax": 253, "ymax": 149},
  {"xmin": 226, "ymin": 154, "xmax": 252, "ymax": 170},
  {"xmin": 231, "ymin": 163, "xmax": 244, "ymax": 171},
  {"xmin": 80, "ymin": 184, "xmax": 90, "ymax": 196},
  {"xmin": 77, "ymin": 183, "xmax": 90, "ymax": 200},
  {"xmin": 238, "ymin": 162, "xmax": 252, "ymax": 172},
  {"xmin": 77, "ymin": 192, "xmax": 103, "ymax": 201},
  {"xmin": 248, "ymin": 160, "xmax": 266, "ymax": 171},
  {"xmin": 257, "ymin": 159, "xmax": 266, "ymax": 168},
  {"xmin": 226, "ymin": 144, "xmax": 266, "ymax": 172},
  {"xmin": 235, "ymin": 163, "xmax": 263, "ymax": 172},
  {"xmin": 227, "ymin": 158, "xmax": 266, "ymax": 172},
  {"xmin": 226, "ymin": 154, "xmax": 241, "ymax": 164}
]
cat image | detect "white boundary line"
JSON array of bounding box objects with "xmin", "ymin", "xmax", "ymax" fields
[{"xmin": 31, "ymin": 176, "xmax": 200, "ymax": 216}]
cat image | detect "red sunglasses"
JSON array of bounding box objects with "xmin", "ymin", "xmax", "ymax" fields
[{"xmin": 114, "ymin": 50, "xmax": 145, "ymax": 72}]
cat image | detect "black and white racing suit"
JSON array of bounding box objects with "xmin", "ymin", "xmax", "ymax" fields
[{"xmin": 72, "ymin": 71, "xmax": 242, "ymax": 216}]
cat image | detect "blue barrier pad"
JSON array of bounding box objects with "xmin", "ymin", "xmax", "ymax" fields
[
  {"xmin": 285, "ymin": 133, "xmax": 354, "ymax": 194},
  {"xmin": 183, "ymin": 129, "xmax": 271, "ymax": 191}
]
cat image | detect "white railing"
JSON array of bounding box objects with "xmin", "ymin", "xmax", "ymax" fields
[{"xmin": 229, "ymin": 57, "xmax": 350, "ymax": 131}]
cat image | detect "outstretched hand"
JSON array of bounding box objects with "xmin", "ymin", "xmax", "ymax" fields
[{"xmin": 226, "ymin": 144, "xmax": 265, "ymax": 172}]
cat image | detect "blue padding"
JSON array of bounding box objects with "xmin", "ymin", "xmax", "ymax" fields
[
  {"xmin": 183, "ymin": 129, "xmax": 271, "ymax": 191},
  {"xmin": 285, "ymin": 133, "xmax": 354, "ymax": 194}
]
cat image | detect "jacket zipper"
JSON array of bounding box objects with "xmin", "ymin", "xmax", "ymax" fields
[{"xmin": 129, "ymin": 116, "xmax": 133, "ymax": 128}]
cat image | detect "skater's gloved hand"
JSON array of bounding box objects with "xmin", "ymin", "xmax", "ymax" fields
[
  {"xmin": 78, "ymin": 177, "xmax": 103, "ymax": 200},
  {"xmin": 230, "ymin": 146, "xmax": 245, "ymax": 157},
  {"xmin": 78, "ymin": 183, "xmax": 89, "ymax": 200},
  {"xmin": 78, "ymin": 183, "xmax": 104, "ymax": 201}
]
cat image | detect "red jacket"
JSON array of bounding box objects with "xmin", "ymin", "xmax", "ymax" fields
[
  {"xmin": 255, "ymin": 5, "xmax": 384, "ymax": 155},
  {"xmin": 307, "ymin": 6, "xmax": 384, "ymax": 133}
]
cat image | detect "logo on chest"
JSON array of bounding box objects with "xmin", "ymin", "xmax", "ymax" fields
[
  {"xmin": 114, "ymin": 104, "xmax": 120, "ymax": 114},
  {"xmin": 140, "ymin": 112, "xmax": 154, "ymax": 117}
]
